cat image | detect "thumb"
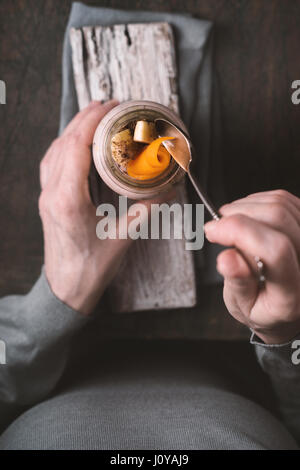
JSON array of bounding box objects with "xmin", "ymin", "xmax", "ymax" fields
[{"xmin": 217, "ymin": 248, "xmax": 259, "ymax": 319}]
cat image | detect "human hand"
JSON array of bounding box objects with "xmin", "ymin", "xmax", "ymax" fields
[
  {"xmin": 204, "ymin": 190, "xmax": 300, "ymax": 344},
  {"xmin": 39, "ymin": 101, "xmax": 174, "ymax": 315}
]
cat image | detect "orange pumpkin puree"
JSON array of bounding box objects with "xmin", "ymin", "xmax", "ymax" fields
[{"xmin": 127, "ymin": 137, "xmax": 174, "ymax": 180}]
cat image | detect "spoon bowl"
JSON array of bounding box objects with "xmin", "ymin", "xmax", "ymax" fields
[{"xmin": 155, "ymin": 117, "xmax": 220, "ymax": 220}]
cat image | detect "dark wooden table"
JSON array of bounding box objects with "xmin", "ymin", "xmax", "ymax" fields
[{"xmin": 1, "ymin": 0, "xmax": 300, "ymax": 339}]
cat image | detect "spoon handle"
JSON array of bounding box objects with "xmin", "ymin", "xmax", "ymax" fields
[
  {"xmin": 188, "ymin": 158, "xmax": 266, "ymax": 283},
  {"xmin": 187, "ymin": 168, "xmax": 220, "ymax": 221}
]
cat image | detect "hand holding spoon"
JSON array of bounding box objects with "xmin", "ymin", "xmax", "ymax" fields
[{"xmin": 155, "ymin": 117, "xmax": 265, "ymax": 283}]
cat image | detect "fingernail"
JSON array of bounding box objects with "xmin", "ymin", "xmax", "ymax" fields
[{"xmin": 204, "ymin": 220, "xmax": 218, "ymax": 233}]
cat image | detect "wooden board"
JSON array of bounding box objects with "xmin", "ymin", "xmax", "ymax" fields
[{"xmin": 70, "ymin": 22, "xmax": 197, "ymax": 312}]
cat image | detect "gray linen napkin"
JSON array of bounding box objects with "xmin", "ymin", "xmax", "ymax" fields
[{"xmin": 59, "ymin": 1, "xmax": 223, "ymax": 284}]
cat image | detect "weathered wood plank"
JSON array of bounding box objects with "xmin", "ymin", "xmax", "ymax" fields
[
  {"xmin": 71, "ymin": 23, "xmax": 179, "ymax": 110},
  {"xmin": 70, "ymin": 22, "xmax": 197, "ymax": 312}
]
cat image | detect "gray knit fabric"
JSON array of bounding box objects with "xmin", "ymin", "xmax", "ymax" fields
[
  {"xmin": 252, "ymin": 333, "xmax": 300, "ymax": 445},
  {"xmin": 0, "ymin": 378, "xmax": 297, "ymax": 450},
  {"xmin": 0, "ymin": 271, "xmax": 299, "ymax": 449},
  {"xmin": 0, "ymin": 270, "xmax": 88, "ymax": 435}
]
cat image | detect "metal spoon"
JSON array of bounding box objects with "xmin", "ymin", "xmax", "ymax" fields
[{"xmin": 155, "ymin": 118, "xmax": 220, "ymax": 220}]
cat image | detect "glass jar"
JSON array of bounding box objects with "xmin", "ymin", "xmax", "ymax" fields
[{"xmin": 92, "ymin": 100, "xmax": 187, "ymax": 200}]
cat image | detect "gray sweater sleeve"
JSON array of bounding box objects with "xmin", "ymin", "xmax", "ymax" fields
[
  {"xmin": 0, "ymin": 269, "xmax": 88, "ymax": 433},
  {"xmin": 251, "ymin": 332, "xmax": 300, "ymax": 443}
]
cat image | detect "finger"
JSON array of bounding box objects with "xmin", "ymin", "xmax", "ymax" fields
[
  {"xmin": 219, "ymin": 201, "xmax": 300, "ymax": 256},
  {"xmin": 217, "ymin": 248, "xmax": 258, "ymax": 321},
  {"xmin": 39, "ymin": 140, "xmax": 92, "ymax": 206},
  {"xmin": 63, "ymin": 101, "xmax": 101, "ymax": 134},
  {"xmin": 222, "ymin": 196, "xmax": 300, "ymax": 225},
  {"xmin": 48, "ymin": 101, "xmax": 119, "ymax": 194},
  {"xmin": 217, "ymin": 247, "xmax": 253, "ymax": 279},
  {"xmin": 39, "ymin": 138, "xmax": 61, "ymax": 189},
  {"xmin": 40, "ymin": 160, "xmax": 48, "ymax": 190},
  {"xmin": 250, "ymin": 190, "xmax": 300, "ymax": 212},
  {"xmin": 271, "ymin": 191, "xmax": 300, "ymax": 219},
  {"xmin": 204, "ymin": 214, "xmax": 299, "ymax": 296},
  {"xmin": 64, "ymin": 100, "xmax": 119, "ymax": 145},
  {"xmin": 40, "ymin": 101, "xmax": 118, "ymax": 191},
  {"xmin": 231, "ymin": 190, "xmax": 300, "ymax": 221}
]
